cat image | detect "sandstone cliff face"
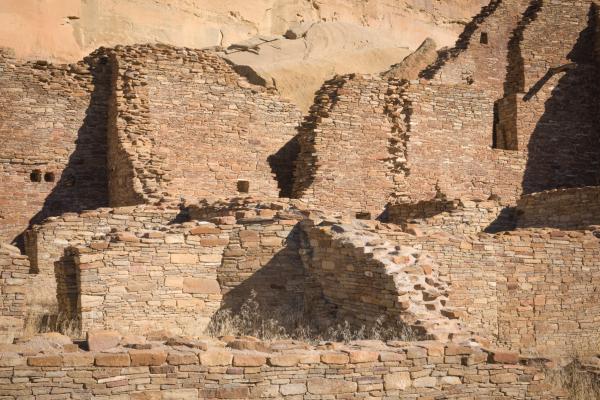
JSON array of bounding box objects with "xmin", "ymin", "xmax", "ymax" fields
[
  {"xmin": 0, "ymin": 0, "xmax": 487, "ymax": 62},
  {"xmin": 0, "ymin": 0, "xmax": 486, "ymax": 109}
]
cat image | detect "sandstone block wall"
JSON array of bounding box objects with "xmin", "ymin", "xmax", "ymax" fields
[
  {"xmin": 300, "ymin": 220, "xmax": 464, "ymax": 339},
  {"xmin": 216, "ymin": 209, "xmax": 307, "ymax": 318},
  {"xmin": 46, "ymin": 200, "xmax": 319, "ymax": 337},
  {"xmin": 24, "ymin": 206, "xmax": 181, "ymax": 308},
  {"xmin": 515, "ymin": 1, "xmax": 600, "ymax": 193},
  {"xmin": 386, "ymin": 198, "xmax": 513, "ymax": 235},
  {"xmin": 0, "ymin": 247, "xmax": 29, "ymax": 343},
  {"xmin": 64, "ymin": 225, "xmax": 228, "ymax": 336},
  {"xmin": 0, "ymin": 338, "xmax": 562, "ymax": 399},
  {"xmin": 107, "ymin": 44, "xmax": 302, "ymax": 206},
  {"xmin": 400, "ymin": 82, "xmax": 525, "ymax": 203},
  {"xmin": 292, "ymin": 75, "xmax": 399, "ymax": 217},
  {"xmin": 516, "ymin": 187, "xmax": 600, "ymax": 229},
  {"xmin": 0, "ymin": 49, "xmax": 109, "ymax": 245},
  {"xmin": 425, "ymin": 0, "xmax": 531, "ymax": 95},
  {"xmin": 290, "ymin": 0, "xmax": 600, "ymax": 213},
  {"xmin": 399, "ymin": 228, "xmax": 600, "ymax": 357}
]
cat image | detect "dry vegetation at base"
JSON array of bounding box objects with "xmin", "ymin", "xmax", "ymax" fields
[
  {"xmin": 207, "ymin": 291, "xmax": 422, "ymax": 343},
  {"xmin": 546, "ymin": 361, "xmax": 600, "ymax": 400}
]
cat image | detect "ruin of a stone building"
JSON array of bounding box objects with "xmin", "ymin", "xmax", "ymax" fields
[{"xmin": 1, "ymin": 0, "xmax": 600, "ymax": 398}]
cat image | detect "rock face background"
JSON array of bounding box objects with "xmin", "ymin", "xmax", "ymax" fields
[{"xmin": 0, "ymin": 0, "xmax": 487, "ymax": 109}]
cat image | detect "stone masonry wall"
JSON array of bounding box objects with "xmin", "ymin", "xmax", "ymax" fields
[
  {"xmin": 0, "ymin": 247, "xmax": 29, "ymax": 343},
  {"xmin": 215, "ymin": 208, "xmax": 307, "ymax": 319},
  {"xmin": 386, "ymin": 198, "xmax": 513, "ymax": 235},
  {"xmin": 107, "ymin": 44, "xmax": 302, "ymax": 206},
  {"xmin": 0, "ymin": 337, "xmax": 562, "ymax": 399},
  {"xmin": 424, "ymin": 0, "xmax": 531, "ymax": 96},
  {"xmin": 515, "ymin": 1, "xmax": 600, "ymax": 193},
  {"xmin": 292, "ymin": 75, "xmax": 399, "ymax": 217},
  {"xmin": 24, "ymin": 206, "xmax": 181, "ymax": 308},
  {"xmin": 0, "ymin": 48, "xmax": 109, "ymax": 245},
  {"xmin": 516, "ymin": 187, "xmax": 600, "ymax": 229},
  {"xmin": 300, "ymin": 219, "xmax": 464, "ymax": 340},
  {"xmin": 396, "ymin": 228, "xmax": 600, "ymax": 357},
  {"xmin": 48, "ymin": 200, "xmax": 314, "ymax": 337},
  {"xmin": 66, "ymin": 225, "xmax": 228, "ymax": 336},
  {"xmin": 400, "ymin": 82, "xmax": 526, "ymax": 203}
]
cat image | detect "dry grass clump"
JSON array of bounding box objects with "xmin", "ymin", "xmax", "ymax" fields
[
  {"xmin": 207, "ymin": 290, "xmax": 421, "ymax": 343},
  {"xmin": 546, "ymin": 361, "xmax": 600, "ymax": 400},
  {"xmin": 23, "ymin": 305, "xmax": 81, "ymax": 339}
]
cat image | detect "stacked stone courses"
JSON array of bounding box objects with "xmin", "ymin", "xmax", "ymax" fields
[
  {"xmin": 0, "ymin": 246, "xmax": 29, "ymax": 343},
  {"xmin": 2, "ymin": 0, "xmax": 600, "ymax": 397},
  {"xmin": 0, "ymin": 337, "xmax": 565, "ymax": 399},
  {"xmin": 107, "ymin": 45, "xmax": 302, "ymax": 206}
]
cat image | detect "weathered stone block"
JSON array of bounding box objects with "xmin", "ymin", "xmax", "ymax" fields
[
  {"xmin": 307, "ymin": 378, "xmax": 357, "ymax": 394},
  {"xmin": 182, "ymin": 278, "xmax": 220, "ymax": 294},
  {"xmin": 384, "ymin": 371, "xmax": 411, "ymax": 390},
  {"xmin": 87, "ymin": 330, "xmax": 121, "ymax": 352},
  {"xmin": 95, "ymin": 353, "xmax": 131, "ymax": 367},
  {"xmin": 232, "ymin": 354, "xmax": 266, "ymax": 367},
  {"xmin": 199, "ymin": 350, "xmax": 232, "ymax": 366},
  {"xmin": 170, "ymin": 253, "xmax": 198, "ymax": 264},
  {"xmin": 129, "ymin": 350, "xmax": 167, "ymax": 366},
  {"xmin": 320, "ymin": 352, "xmax": 350, "ymax": 364}
]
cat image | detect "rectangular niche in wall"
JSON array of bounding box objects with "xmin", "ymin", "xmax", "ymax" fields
[
  {"xmin": 237, "ymin": 180, "xmax": 250, "ymax": 193},
  {"xmin": 480, "ymin": 32, "xmax": 489, "ymax": 45}
]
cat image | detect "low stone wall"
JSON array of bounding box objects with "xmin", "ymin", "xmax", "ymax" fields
[
  {"xmin": 386, "ymin": 198, "xmax": 514, "ymax": 235},
  {"xmin": 300, "ymin": 220, "xmax": 463, "ymax": 339},
  {"xmin": 216, "ymin": 209, "xmax": 307, "ymax": 318},
  {"xmin": 62, "ymin": 224, "xmax": 228, "ymax": 336},
  {"xmin": 24, "ymin": 206, "xmax": 181, "ymax": 308},
  {"xmin": 48, "ymin": 200, "xmax": 316, "ymax": 337},
  {"xmin": 394, "ymin": 228, "xmax": 600, "ymax": 357},
  {"xmin": 0, "ymin": 246, "xmax": 29, "ymax": 343},
  {"xmin": 516, "ymin": 186, "xmax": 600, "ymax": 229},
  {"xmin": 0, "ymin": 336, "xmax": 562, "ymax": 399}
]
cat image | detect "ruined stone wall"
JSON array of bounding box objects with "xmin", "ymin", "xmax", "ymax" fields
[
  {"xmin": 0, "ymin": 48, "xmax": 109, "ymax": 245},
  {"xmin": 400, "ymin": 82, "xmax": 526, "ymax": 203},
  {"xmin": 424, "ymin": 0, "xmax": 530, "ymax": 96},
  {"xmin": 216, "ymin": 209, "xmax": 307, "ymax": 319},
  {"xmin": 65, "ymin": 225, "xmax": 228, "ymax": 336},
  {"xmin": 516, "ymin": 187, "xmax": 600, "ymax": 229},
  {"xmin": 0, "ymin": 338, "xmax": 561, "ymax": 399},
  {"xmin": 24, "ymin": 206, "xmax": 180, "ymax": 307},
  {"xmin": 398, "ymin": 228, "xmax": 600, "ymax": 357},
  {"xmin": 292, "ymin": 75, "xmax": 398, "ymax": 217},
  {"xmin": 515, "ymin": 1, "xmax": 600, "ymax": 193},
  {"xmin": 107, "ymin": 44, "xmax": 302, "ymax": 206},
  {"xmin": 43, "ymin": 200, "xmax": 313, "ymax": 337},
  {"xmin": 0, "ymin": 247, "xmax": 29, "ymax": 343},
  {"xmin": 301, "ymin": 220, "xmax": 463, "ymax": 339},
  {"xmin": 386, "ymin": 198, "xmax": 513, "ymax": 235}
]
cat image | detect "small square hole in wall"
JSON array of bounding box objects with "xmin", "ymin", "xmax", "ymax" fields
[
  {"xmin": 480, "ymin": 32, "xmax": 489, "ymax": 44},
  {"xmin": 44, "ymin": 172, "xmax": 55, "ymax": 182},
  {"xmin": 355, "ymin": 211, "xmax": 371, "ymax": 220},
  {"xmin": 30, "ymin": 170, "xmax": 42, "ymax": 182},
  {"xmin": 237, "ymin": 180, "xmax": 250, "ymax": 193}
]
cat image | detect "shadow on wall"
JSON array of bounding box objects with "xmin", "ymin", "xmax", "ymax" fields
[
  {"xmin": 13, "ymin": 55, "xmax": 111, "ymax": 250},
  {"xmin": 268, "ymin": 135, "xmax": 300, "ymax": 198},
  {"xmin": 503, "ymin": 0, "xmax": 542, "ymax": 96},
  {"xmin": 289, "ymin": 76, "xmax": 349, "ymax": 199},
  {"xmin": 211, "ymin": 226, "xmax": 309, "ymax": 334},
  {"xmin": 419, "ymin": 0, "xmax": 503, "ymax": 79},
  {"xmin": 521, "ymin": 5, "xmax": 600, "ymax": 194}
]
